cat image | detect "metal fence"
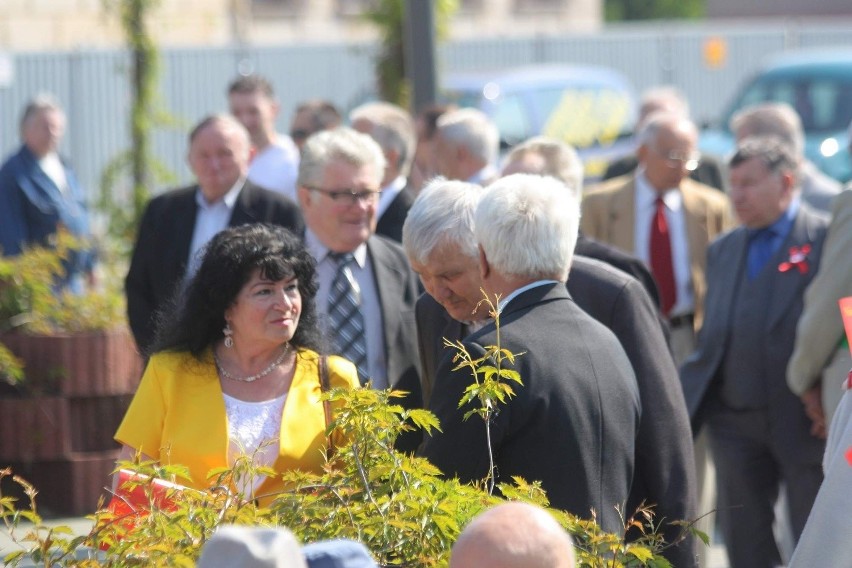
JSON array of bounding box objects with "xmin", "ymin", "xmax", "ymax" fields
[{"xmin": 2, "ymin": 19, "xmax": 852, "ymax": 204}]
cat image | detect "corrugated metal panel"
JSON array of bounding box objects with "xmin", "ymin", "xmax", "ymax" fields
[{"xmin": 3, "ymin": 21, "xmax": 852, "ymax": 206}]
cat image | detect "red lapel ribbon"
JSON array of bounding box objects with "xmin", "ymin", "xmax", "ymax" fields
[{"xmin": 778, "ymin": 244, "xmax": 811, "ymax": 274}]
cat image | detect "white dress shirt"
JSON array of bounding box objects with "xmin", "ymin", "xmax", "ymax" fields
[
  {"xmin": 305, "ymin": 229, "xmax": 388, "ymax": 389},
  {"xmin": 186, "ymin": 179, "xmax": 243, "ymax": 279},
  {"xmin": 633, "ymin": 170, "xmax": 695, "ymax": 317}
]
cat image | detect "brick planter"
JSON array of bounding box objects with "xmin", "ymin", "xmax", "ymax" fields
[
  {"xmin": 0, "ymin": 395, "xmax": 132, "ymax": 463},
  {"xmin": 6, "ymin": 450, "xmax": 119, "ymax": 516},
  {"xmin": 1, "ymin": 329, "xmax": 142, "ymax": 397}
]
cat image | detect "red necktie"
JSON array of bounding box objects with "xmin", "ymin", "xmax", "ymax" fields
[{"xmin": 650, "ymin": 197, "xmax": 677, "ymax": 316}]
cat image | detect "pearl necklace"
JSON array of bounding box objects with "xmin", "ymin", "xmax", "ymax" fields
[{"xmin": 214, "ymin": 344, "xmax": 291, "ymax": 383}]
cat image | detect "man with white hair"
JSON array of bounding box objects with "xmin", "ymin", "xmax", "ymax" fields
[
  {"xmin": 405, "ymin": 176, "xmax": 696, "ymax": 565},
  {"xmin": 603, "ymin": 85, "xmax": 727, "ymax": 191},
  {"xmin": 730, "ymin": 102, "xmax": 842, "ymax": 214},
  {"xmin": 450, "ymin": 502, "xmax": 576, "ymax": 568},
  {"xmin": 434, "ymin": 107, "xmax": 500, "ymax": 185},
  {"xmin": 350, "ymin": 101, "xmax": 417, "ymax": 242},
  {"xmin": 297, "ymin": 126, "xmax": 422, "ymax": 451},
  {"xmin": 417, "ymin": 173, "xmax": 640, "ymax": 535}
]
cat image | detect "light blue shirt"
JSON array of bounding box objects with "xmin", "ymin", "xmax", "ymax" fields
[{"xmin": 186, "ymin": 179, "xmax": 243, "ymax": 279}]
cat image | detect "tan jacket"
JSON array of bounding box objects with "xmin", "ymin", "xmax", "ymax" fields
[{"xmin": 581, "ymin": 174, "xmax": 734, "ymax": 331}]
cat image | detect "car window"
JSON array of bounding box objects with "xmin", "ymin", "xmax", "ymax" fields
[{"xmin": 732, "ymin": 76, "xmax": 852, "ymax": 134}]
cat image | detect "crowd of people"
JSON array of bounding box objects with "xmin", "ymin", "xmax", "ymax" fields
[{"xmin": 1, "ymin": 74, "xmax": 851, "ymax": 567}]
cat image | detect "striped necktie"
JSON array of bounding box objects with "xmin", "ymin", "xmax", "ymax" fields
[{"xmin": 327, "ymin": 253, "xmax": 368, "ymax": 384}]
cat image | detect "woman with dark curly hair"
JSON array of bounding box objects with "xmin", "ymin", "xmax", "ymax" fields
[{"xmin": 114, "ymin": 223, "xmax": 359, "ymax": 503}]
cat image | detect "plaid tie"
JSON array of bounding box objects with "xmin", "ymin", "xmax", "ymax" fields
[{"xmin": 328, "ymin": 253, "xmax": 368, "ymax": 384}]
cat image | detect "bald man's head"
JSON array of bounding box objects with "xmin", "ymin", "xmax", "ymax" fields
[{"xmin": 450, "ymin": 503, "xmax": 576, "ymax": 568}]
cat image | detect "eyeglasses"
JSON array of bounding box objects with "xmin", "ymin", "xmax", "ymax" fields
[
  {"xmin": 655, "ymin": 148, "xmax": 702, "ymax": 171},
  {"xmin": 306, "ymin": 186, "xmax": 382, "ymax": 206}
]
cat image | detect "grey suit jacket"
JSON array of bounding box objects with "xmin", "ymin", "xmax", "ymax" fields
[
  {"xmin": 416, "ymin": 258, "xmax": 696, "ymax": 565},
  {"xmin": 419, "ymin": 282, "xmax": 640, "ymax": 534},
  {"xmin": 680, "ymin": 204, "xmax": 828, "ymax": 465}
]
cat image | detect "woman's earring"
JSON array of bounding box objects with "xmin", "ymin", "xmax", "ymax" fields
[{"xmin": 223, "ymin": 322, "xmax": 234, "ymax": 348}]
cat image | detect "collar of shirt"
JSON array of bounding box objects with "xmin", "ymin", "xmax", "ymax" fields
[
  {"xmin": 467, "ymin": 164, "xmax": 497, "ymax": 185},
  {"xmin": 497, "ymin": 280, "xmax": 559, "ymax": 313},
  {"xmin": 304, "ymin": 228, "xmax": 368, "ymax": 269},
  {"xmin": 635, "ymin": 168, "xmax": 682, "ymax": 212},
  {"xmin": 195, "ymin": 177, "xmax": 245, "ymax": 210},
  {"xmin": 748, "ymin": 196, "xmax": 800, "ymax": 241},
  {"xmin": 377, "ymin": 176, "xmax": 407, "ymax": 218}
]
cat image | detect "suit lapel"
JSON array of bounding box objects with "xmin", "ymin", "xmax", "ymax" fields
[
  {"xmin": 712, "ymin": 229, "xmax": 749, "ymax": 333},
  {"xmin": 229, "ymin": 181, "xmax": 260, "ymax": 226},
  {"xmin": 767, "ymin": 209, "xmax": 818, "ymax": 331},
  {"xmin": 681, "ymin": 181, "xmax": 710, "ymax": 282},
  {"xmin": 366, "ymin": 238, "xmax": 402, "ymax": 386}
]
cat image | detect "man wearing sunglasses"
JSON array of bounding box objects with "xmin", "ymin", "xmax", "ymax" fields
[{"xmin": 297, "ymin": 126, "xmax": 422, "ymax": 452}]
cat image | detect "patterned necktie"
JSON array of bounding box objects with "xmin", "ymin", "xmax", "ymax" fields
[
  {"xmin": 649, "ymin": 197, "xmax": 677, "ymax": 316},
  {"xmin": 327, "ymin": 253, "xmax": 368, "ymax": 384}
]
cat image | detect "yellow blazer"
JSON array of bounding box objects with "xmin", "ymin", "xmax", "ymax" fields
[
  {"xmin": 115, "ymin": 348, "xmax": 358, "ymax": 503},
  {"xmin": 581, "ymin": 174, "xmax": 734, "ymax": 330}
]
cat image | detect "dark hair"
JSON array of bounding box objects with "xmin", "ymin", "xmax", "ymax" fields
[
  {"xmin": 152, "ymin": 224, "xmax": 321, "ymax": 358},
  {"xmin": 729, "ymin": 134, "xmax": 799, "ymax": 176},
  {"xmin": 228, "ymin": 74, "xmax": 276, "ymax": 99},
  {"xmin": 294, "ymin": 99, "xmax": 342, "ymax": 132}
]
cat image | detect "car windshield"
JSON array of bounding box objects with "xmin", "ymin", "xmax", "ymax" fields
[
  {"xmin": 445, "ymin": 84, "xmax": 635, "ymax": 149},
  {"xmin": 731, "ymin": 75, "xmax": 852, "ymax": 134}
]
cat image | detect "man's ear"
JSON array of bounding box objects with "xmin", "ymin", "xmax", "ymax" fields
[
  {"xmin": 478, "ymin": 244, "xmax": 490, "ymax": 281},
  {"xmin": 296, "ymin": 186, "xmax": 312, "ymax": 209}
]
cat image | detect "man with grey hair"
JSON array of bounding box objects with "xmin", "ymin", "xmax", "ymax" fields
[
  {"xmin": 503, "ymin": 136, "xmax": 661, "ymax": 308},
  {"xmin": 603, "ymin": 85, "xmax": 727, "ymax": 191},
  {"xmin": 434, "ymin": 107, "xmax": 500, "ymax": 184},
  {"xmin": 418, "ymin": 173, "xmax": 640, "ymax": 535},
  {"xmin": 681, "ymin": 135, "xmax": 828, "ymax": 568},
  {"xmin": 450, "ymin": 502, "xmax": 576, "ymax": 568},
  {"xmin": 126, "ymin": 114, "xmax": 303, "ymax": 354},
  {"xmin": 583, "ymin": 112, "xmax": 733, "ymax": 362},
  {"xmin": 350, "ymin": 101, "xmax": 417, "ymax": 242},
  {"xmin": 406, "ymin": 175, "xmax": 697, "ymax": 565},
  {"xmin": 0, "ymin": 94, "xmax": 95, "ymax": 291},
  {"xmin": 297, "ymin": 127, "xmax": 422, "ymax": 451},
  {"xmin": 730, "ymin": 101, "xmax": 842, "ymax": 213}
]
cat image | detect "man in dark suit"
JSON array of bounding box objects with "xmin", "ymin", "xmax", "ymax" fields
[
  {"xmin": 680, "ymin": 136, "xmax": 828, "ymax": 568},
  {"xmin": 125, "ymin": 114, "xmax": 303, "ymax": 355},
  {"xmin": 414, "ymin": 174, "xmax": 640, "ymax": 535},
  {"xmin": 350, "ymin": 101, "xmax": 417, "ymax": 243},
  {"xmin": 296, "ymin": 126, "xmax": 422, "ymax": 451},
  {"xmin": 404, "ymin": 177, "xmax": 696, "ymax": 564}
]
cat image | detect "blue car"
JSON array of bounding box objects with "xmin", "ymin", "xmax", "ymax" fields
[
  {"xmin": 442, "ymin": 64, "xmax": 639, "ymax": 183},
  {"xmin": 700, "ymin": 49, "xmax": 852, "ymax": 183}
]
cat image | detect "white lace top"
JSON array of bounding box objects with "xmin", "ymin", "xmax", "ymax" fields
[{"xmin": 223, "ymin": 392, "xmax": 287, "ymax": 497}]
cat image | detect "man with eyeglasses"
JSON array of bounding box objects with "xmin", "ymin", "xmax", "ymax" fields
[
  {"xmin": 582, "ymin": 112, "xmax": 734, "ymax": 364},
  {"xmin": 296, "ymin": 126, "xmax": 422, "ymax": 452}
]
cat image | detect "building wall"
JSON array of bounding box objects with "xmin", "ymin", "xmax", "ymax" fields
[
  {"xmin": 0, "ymin": 0, "xmax": 600, "ymax": 51},
  {"xmin": 707, "ymin": 0, "xmax": 852, "ymax": 18}
]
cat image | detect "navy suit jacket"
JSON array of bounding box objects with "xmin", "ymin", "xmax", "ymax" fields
[
  {"xmin": 125, "ymin": 181, "xmax": 303, "ymax": 354},
  {"xmin": 0, "ymin": 145, "xmax": 94, "ymax": 283}
]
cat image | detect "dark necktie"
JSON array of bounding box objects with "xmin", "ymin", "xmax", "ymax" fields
[
  {"xmin": 327, "ymin": 253, "xmax": 368, "ymax": 385},
  {"xmin": 649, "ymin": 197, "xmax": 677, "ymax": 316},
  {"xmin": 747, "ymin": 228, "xmax": 776, "ymax": 280}
]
